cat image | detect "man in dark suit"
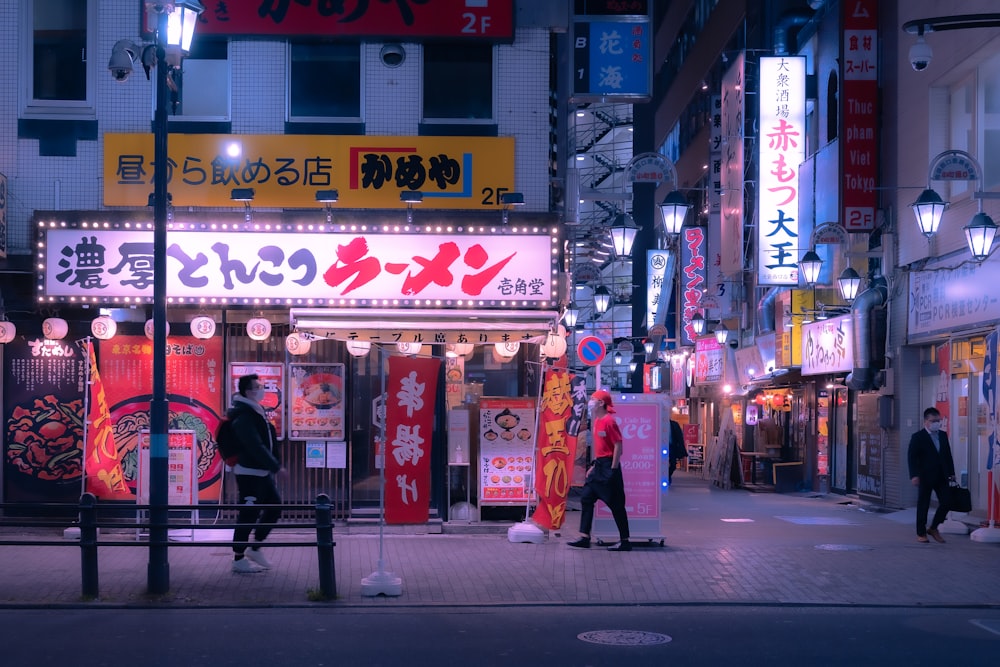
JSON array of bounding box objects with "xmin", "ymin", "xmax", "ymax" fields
[
  {"xmin": 907, "ymin": 407, "xmax": 956, "ymax": 543},
  {"xmin": 667, "ymin": 419, "xmax": 687, "ymax": 484}
]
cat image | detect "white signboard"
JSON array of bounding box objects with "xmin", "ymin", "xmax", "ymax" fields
[
  {"xmin": 136, "ymin": 429, "xmax": 197, "ymax": 506},
  {"xmin": 801, "ymin": 314, "xmax": 855, "ymax": 376},
  {"xmin": 908, "ymin": 261, "xmax": 1000, "ymax": 340},
  {"xmin": 40, "ymin": 226, "xmax": 557, "ymax": 305},
  {"xmin": 720, "ymin": 53, "xmax": 745, "ymax": 278},
  {"xmin": 758, "ymin": 56, "xmax": 806, "ymax": 285}
]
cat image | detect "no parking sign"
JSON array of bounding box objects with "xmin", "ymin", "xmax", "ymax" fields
[{"xmin": 576, "ymin": 336, "xmax": 606, "ymax": 366}]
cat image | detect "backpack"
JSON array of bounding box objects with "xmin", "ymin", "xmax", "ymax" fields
[{"xmin": 215, "ymin": 417, "xmax": 242, "ymax": 466}]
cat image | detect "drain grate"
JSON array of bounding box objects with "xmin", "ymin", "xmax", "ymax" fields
[
  {"xmin": 815, "ymin": 543, "xmax": 874, "ymax": 551},
  {"xmin": 577, "ymin": 630, "xmax": 672, "ymax": 646}
]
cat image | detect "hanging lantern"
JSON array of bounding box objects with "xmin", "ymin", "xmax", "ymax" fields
[
  {"xmin": 540, "ymin": 333, "xmax": 567, "ymax": 359},
  {"xmin": 453, "ymin": 342, "xmax": 475, "ymax": 357},
  {"xmin": 246, "ymin": 317, "xmax": 272, "ymax": 341},
  {"xmin": 346, "ymin": 340, "xmax": 371, "ymax": 357},
  {"xmin": 495, "ymin": 341, "xmax": 520, "ymax": 358},
  {"xmin": 285, "ymin": 332, "xmax": 311, "ymax": 355},
  {"xmin": 189, "ymin": 315, "xmax": 216, "ymax": 339},
  {"xmin": 397, "ymin": 341, "xmax": 422, "ymax": 355},
  {"xmin": 492, "ymin": 346, "xmax": 514, "ymax": 364},
  {"xmin": 42, "ymin": 317, "xmax": 69, "ymax": 340},
  {"xmin": 91, "ymin": 316, "xmax": 117, "ymax": 340},
  {"xmin": 0, "ymin": 321, "xmax": 16, "ymax": 344},
  {"xmin": 144, "ymin": 318, "xmax": 170, "ymax": 341}
]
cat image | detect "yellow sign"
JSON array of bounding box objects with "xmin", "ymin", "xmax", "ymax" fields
[{"xmin": 103, "ymin": 134, "xmax": 515, "ymax": 209}]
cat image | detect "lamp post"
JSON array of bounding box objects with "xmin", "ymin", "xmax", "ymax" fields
[{"xmin": 143, "ymin": 0, "xmax": 203, "ymax": 595}]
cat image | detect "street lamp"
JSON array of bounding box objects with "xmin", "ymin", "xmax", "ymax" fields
[
  {"xmin": 910, "ymin": 188, "xmax": 947, "ymax": 238},
  {"xmin": 657, "ymin": 190, "xmax": 692, "ymax": 236},
  {"xmin": 964, "ymin": 212, "xmax": 998, "ymax": 262},
  {"xmin": 563, "ymin": 303, "xmax": 580, "ymax": 328},
  {"xmin": 691, "ymin": 313, "xmax": 705, "ymax": 336},
  {"xmin": 609, "ymin": 212, "xmax": 639, "ymax": 259},
  {"xmin": 799, "ymin": 250, "xmax": 823, "ymax": 286},
  {"xmin": 593, "ymin": 285, "xmax": 611, "ymax": 315},
  {"xmin": 837, "ymin": 267, "xmax": 862, "ymax": 303},
  {"xmin": 120, "ymin": 0, "xmax": 204, "ymax": 595}
]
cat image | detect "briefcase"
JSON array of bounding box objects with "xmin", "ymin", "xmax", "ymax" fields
[{"xmin": 950, "ymin": 484, "xmax": 972, "ymax": 513}]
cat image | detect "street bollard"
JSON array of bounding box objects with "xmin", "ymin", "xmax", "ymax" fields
[
  {"xmin": 79, "ymin": 493, "xmax": 99, "ymax": 599},
  {"xmin": 315, "ymin": 493, "xmax": 336, "ymax": 599}
]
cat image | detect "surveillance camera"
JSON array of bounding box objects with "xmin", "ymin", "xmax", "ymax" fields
[
  {"xmin": 909, "ymin": 37, "xmax": 932, "ymax": 72},
  {"xmin": 380, "ymin": 43, "xmax": 406, "ymax": 68},
  {"xmin": 728, "ymin": 339, "xmax": 739, "ymax": 349},
  {"xmin": 108, "ymin": 39, "xmax": 138, "ymax": 83}
]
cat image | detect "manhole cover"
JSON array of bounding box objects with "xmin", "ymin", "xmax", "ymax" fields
[
  {"xmin": 815, "ymin": 543, "xmax": 873, "ymax": 551},
  {"xmin": 577, "ymin": 630, "xmax": 672, "ymax": 646}
]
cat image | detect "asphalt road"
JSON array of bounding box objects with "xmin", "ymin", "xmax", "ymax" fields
[{"xmin": 3, "ymin": 605, "xmax": 998, "ymax": 666}]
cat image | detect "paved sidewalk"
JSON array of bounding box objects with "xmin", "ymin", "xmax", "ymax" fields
[{"xmin": 1, "ymin": 474, "xmax": 998, "ymax": 608}]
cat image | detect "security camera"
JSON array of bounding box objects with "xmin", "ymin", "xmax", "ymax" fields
[
  {"xmin": 909, "ymin": 36, "xmax": 932, "ymax": 72},
  {"xmin": 728, "ymin": 339, "xmax": 739, "ymax": 349},
  {"xmin": 108, "ymin": 39, "xmax": 138, "ymax": 83},
  {"xmin": 380, "ymin": 43, "xmax": 406, "ymax": 68}
]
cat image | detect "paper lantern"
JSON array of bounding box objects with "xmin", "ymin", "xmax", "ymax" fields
[
  {"xmin": 190, "ymin": 315, "xmax": 216, "ymax": 339},
  {"xmin": 91, "ymin": 316, "xmax": 117, "ymax": 340},
  {"xmin": 495, "ymin": 341, "xmax": 520, "ymax": 358},
  {"xmin": 0, "ymin": 321, "xmax": 15, "ymax": 344},
  {"xmin": 397, "ymin": 342, "xmax": 422, "ymax": 355},
  {"xmin": 540, "ymin": 333, "xmax": 567, "ymax": 359},
  {"xmin": 144, "ymin": 319, "xmax": 170, "ymax": 341},
  {"xmin": 42, "ymin": 318, "xmax": 68, "ymax": 340},
  {"xmin": 285, "ymin": 332, "xmax": 311, "ymax": 355},
  {"xmin": 246, "ymin": 317, "xmax": 272, "ymax": 341},
  {"xmin": 453, "ymin": 342, "xmax": 475, "ymax": 357},
  {"xmin": 346, "ymin": 340, "xmax": 371, "ymax": 357}
]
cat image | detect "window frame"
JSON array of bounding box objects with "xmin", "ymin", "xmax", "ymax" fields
[
  {"xmin": 20, "ymin": 0, "xmax": 98, "ymax": 119},
  {"xmin": 286, "ymin": 40, "xmax": 364, "ymax": 124},
  {"xmin": 158, "ymin": 38, "xmax": 232, "ymax": 123},
  {"xmin": 420, "ymin": 42, "xmax": 496, "ymax": 125}
]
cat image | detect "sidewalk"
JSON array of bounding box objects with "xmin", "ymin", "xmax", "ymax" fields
[{"xmin": 1, "ymin": 474, "xmax": 998, "ymax": 608}]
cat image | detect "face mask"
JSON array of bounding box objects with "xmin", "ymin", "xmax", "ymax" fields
[
  {"xmin": 588, "ymin": 399, "xmax": 601, "ymax": 413},
  {"xmin": 247, "ymin": 389, "xmax": 266, "ymax": 403},
  {"xmin": 928, "ymin": 421, "xmax": 941, "ymax": 433}
]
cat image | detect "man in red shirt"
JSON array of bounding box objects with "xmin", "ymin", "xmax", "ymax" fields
[{"xmin": 568, "ymin": 389, "xmax": 631, "ymax": 551}]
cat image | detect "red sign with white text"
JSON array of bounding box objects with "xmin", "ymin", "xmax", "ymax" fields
[
  {"xmin": 841, "ymin": 0, "xmax": 879, "ymax": 231},
  {"xmin": 384, "ymin": 355, "xmax": 441, "ymax": 524}
]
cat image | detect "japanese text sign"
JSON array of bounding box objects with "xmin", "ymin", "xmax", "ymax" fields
[
  {"xmin": 384, "ymin": 355, "xmax": 441, "ymax": 524},
  {"xmin": 908, "ymin": 262, "xmax": 1000, "ymax": 340},
  {"xmin": 841, "ymin": 0, "xmax": 879, "ymax": 231},
  {"xmin": 720, "ymin": 53, "xmax": 745, "ymax": 278},
  {"xmin": 646, "ymin": 249, "xmax": 672, "ymax": 331},
  {"xmin": 479, "ymin": 397, "xmax": 537, "ymax": 505},
  {"xmin": 39, "ymin": 225, "xmax": 556, "ymax": 307},
  {"xmin": 104, "ymin": 134, "xmax": 514, "ymax": 209},
  {"xmin": 532, "ymin": 371, "xmax": 586, "ymax": 530},
  {"xmin": 595, "ymin": 398, "xmax": 660, "ymax": 524},
  {"xmin": 693, "ymin": 336, "xmax": 724, "ymax": 385},
  {"xmin": 680, "ymin": 227, "xmax": 707, "ymax": 346},
  {"xmin": 758, "ymin": 56, "xmax": 806, "ymax": 285},
  {"xmin": 572, "ymin": 16, "xmax": 651, "ymax": 102},
  {"xmin": 800, "ymin": 314, "xmax": 855, "ymax": 376}
]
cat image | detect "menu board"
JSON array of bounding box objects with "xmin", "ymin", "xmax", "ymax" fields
[
  {"xmin": 288, "ymin": 363, "xmax": 345, "ymax": 441},
  {"xmin": 136, "ymin": 429, "xmax": 197, "ymax": 505},
  {"xmin": 855, "ymin": 392, "xmax": 883, "ymax": 500},
  {"xmin": 229, "ymin": 363, "xmax": 285, "ymax": 438},
  {"xmin": 478, "ymin": 397, "xmax": 536, "ymax": 505}
]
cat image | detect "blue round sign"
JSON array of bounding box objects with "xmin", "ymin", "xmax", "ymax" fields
[{"xmin": 577, "ymin": 336, "xmax": 606, "ymax": 366}]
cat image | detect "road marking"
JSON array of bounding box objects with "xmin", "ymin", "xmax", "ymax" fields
[
  {"xmin": 776, "ymin": 515, "xmax": 860, "ymax": 525},
  {"xmin": 721, "ymin": 518, "xmax": 755, "ymax": 523},
  {"xmin": 970, "ymin": 619, "xmax": 1000, "ymax": 637}
]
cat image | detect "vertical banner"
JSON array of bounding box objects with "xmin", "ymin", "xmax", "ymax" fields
[
  {"xmin": 4, "ymin": 336, "xmax": 85, "ymax": 502},
  {"xmin": 935, "ymin": 342, "xmax": 950, "ymax": 432},
  {"xmin": 532, "ymin": 371, "xmax": 587, "ymax": 530},
  {"xmin": 84, "ymin": 341, "xmax": 130, "ymax": 499},
  {"xmin": 983, "ymin": 329, "xmax": 1000, "ymax": 519},
  {"xmin": 679, "ymin": 226, "xmax": 707, "ymax": 346},
  {"xmin": 720, "ymin": 53, "xmax": 745, "ymax": 278},
  {"xmin": 384, "ymin": 355, "xmax": 441, "ymax": 524},
  {"xmin": 758, "ymin": 56, "xmax": 806, "ymax": 285},
  {"xmin": 841, "ymin": 0, "xmax": 879, "ymax": 232}
]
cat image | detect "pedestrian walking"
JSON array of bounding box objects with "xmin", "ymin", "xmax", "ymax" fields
[
  {"xmin": 568, "ymin": 389, "xmax": 631, "ymax": 551},
  {"xmin": 229, "ymin": 373, "xmax": 287, "ymax": 572},
  {"xmin": 667, "ymin": 418, "xmax": 687, "ymax": 484},
  {"xmin": 907, "ymin": 407, "xmax": 956, "ymax": 543}
]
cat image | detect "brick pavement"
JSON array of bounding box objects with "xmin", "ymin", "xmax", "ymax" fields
[{"xmin": 1, "ymin": 474, "xmax": 998, "ymax": 608}]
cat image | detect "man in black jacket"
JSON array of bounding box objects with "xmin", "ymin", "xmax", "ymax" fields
[
  {"xmin": 907, "ymin": 407, "xmax": 956, "ymax": 544},
  {"xmin": 667, "ymin": 419, "xmax": 687, "ymax": 484},
  {"xmin": 229, "ymin": 374, "xmax": 286, "ymax": 573}
]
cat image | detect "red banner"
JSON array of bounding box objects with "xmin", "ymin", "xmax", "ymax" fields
[
  {"xmin": 84, "ymin": 342, "xmax": 131, "ymax": 500},
  {"xmin": 531, "ymin": 370, "xmax": 584, "ymax": 530},
  {"xmin": 384, "ymin": 355, "xmax": 441, "ymax": 524},
  {"xmin": 840, "ymin": 0, "xmax": 879, "ymax": 231}
]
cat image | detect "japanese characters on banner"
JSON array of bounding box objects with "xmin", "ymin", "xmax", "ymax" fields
[
  {"xmin": 936, "ymin": 342, "xmax": 950, "ymax": 434},
  {"xmin": 531, "ymin": 371, "xmax": 587, "ymax": 530},
  {"xmin": 800, "ymin": 314, "xmax": 855, "ymax": 376},
  {"xmin": 0, "ymin": 171, "xmax": 7, "ymax": 259},
  {"xmin": 41, "ymin": 226, "xmax": 555, "ymax": 307},
  {"xmin": 384, "ymin": 355, "xmax": 441, "ymax": 524},
  {"xmin": 85, "ymin": 341, "xmax": 130, "ymax": 500},
  {"xmin": 136, "ymin": 430, "xmax": 197, "ymax": 505},
  {"xmin": 104, "ymin": 134, "xmax": 514, "ymax": 209},
  {"xmin": 479, "ymin": 397, "xmax": 537, "ymax": 505},
  {"xmin": 288, "ymin": 364, "xmax": 345, "ymax": 441},
  {"xmin": 841, "ymin": 0, "xmax": 879, "ymax": 232},
  {"xmin": 229, "ymin": 363, "xmax": 285, "ymax": 439},
  {"xmin": 982, "ymin": 329, "xmax": 1000, "ymax": 517},
  {"xmin": 646, "ymin": 249, "xmax": 673, "ymax": 331},
  {"xmin": 149, "ymin": 0, "xmax": 514, "ymax": 40},
  {"xmin": 720, "ymin": 52, "xmax": 745, "ymax": 279},
  {"xmin": 3, "ymin": 336, "xmax": 86, "ymax": 502},
  {"xmin": 571, "ymin": 10, "xmax": 652, "ymax": 102},
  {"xmin": 758, "ymin": 56, "xmax": 806, "ymax": 285},
  {"xmin": 679, "ymin": 226, "xmax": 707, "ymax": 346},
  {"xmin": 99, "ymin": 335, "xmax": 224, "ymax": 501},
  {"xmin": 694, "ymin": 337, "xmax": 724, "ymax": 385}
]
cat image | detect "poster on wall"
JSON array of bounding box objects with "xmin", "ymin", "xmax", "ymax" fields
[
  {"xmin": 3, "ymin": 335, "xmax": 86, "ymax": 503},
  {"xmin": 479, "ymin": 397, "xmax": 537, "ymax": 506},
  {"xmin": 229, "ymin": 363, "xmax": 285, "ymax": 439},
  {"xmin": 288, "ymin": 363, "xmax": 345, "ymax": 441},
  {"xmin": 99, "ymin": 335, "xmax": 224, "ymax": 502}
]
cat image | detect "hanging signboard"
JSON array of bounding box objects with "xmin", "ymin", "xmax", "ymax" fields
[
  {"xmin": 840, "ymin": 0, "xmax": 879, "ymax": 231},
  {"xmin": 801, "ymin": 314, "xmax": 855, "ymax": 376},
  {"xmin": 571, "ymin": 3, "xmax": 652, "ymax": 103}
]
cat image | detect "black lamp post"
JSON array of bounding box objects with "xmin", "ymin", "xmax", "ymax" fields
[{"xmin": 145, "ymin": 0, "xmax": 203, "ymax": 595}]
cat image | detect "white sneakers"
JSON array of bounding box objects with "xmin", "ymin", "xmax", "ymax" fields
[
  {"xmin": 231, "ymin": 557, "xmax": 263, "ymax": 574},
  {"xmin": 244, "ymin": 547, "xmax": 272, "ymax": 569}
]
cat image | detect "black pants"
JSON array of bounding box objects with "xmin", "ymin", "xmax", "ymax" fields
[
  {"xmin": 668, "ymin": 458, "xmax": 679, "ymax": 482},
  {"xmin": 579, "ymin": 458, "xmax": 630, "ymax": 541},
  {"xmin": 915, "ymin": 478, "xmax": 951, "ymax": 536},
  {"xmin": 233, "ymin": 473, "xmax": 282, "ymax": 555}
]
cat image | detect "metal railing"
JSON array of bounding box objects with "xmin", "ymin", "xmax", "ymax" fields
[{"xmin": 0, "ymin": 493, "xmax": 337, "ymax": 600}]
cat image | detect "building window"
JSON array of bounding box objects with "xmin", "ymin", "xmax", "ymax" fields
[
  {"xmin": 288, "ymin": 42, "xmax": 362, "ymax": 121},
  {"xmin": 164, "ymin": 39, "xmax": 230, "ymax": 121},
  {"xmin": 22, "ymin": 0, "xmax": 97, "ymax": 118},
  {"xmin": 422, "ymin": 42, "xmax": 494, "ymax": 122}
]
